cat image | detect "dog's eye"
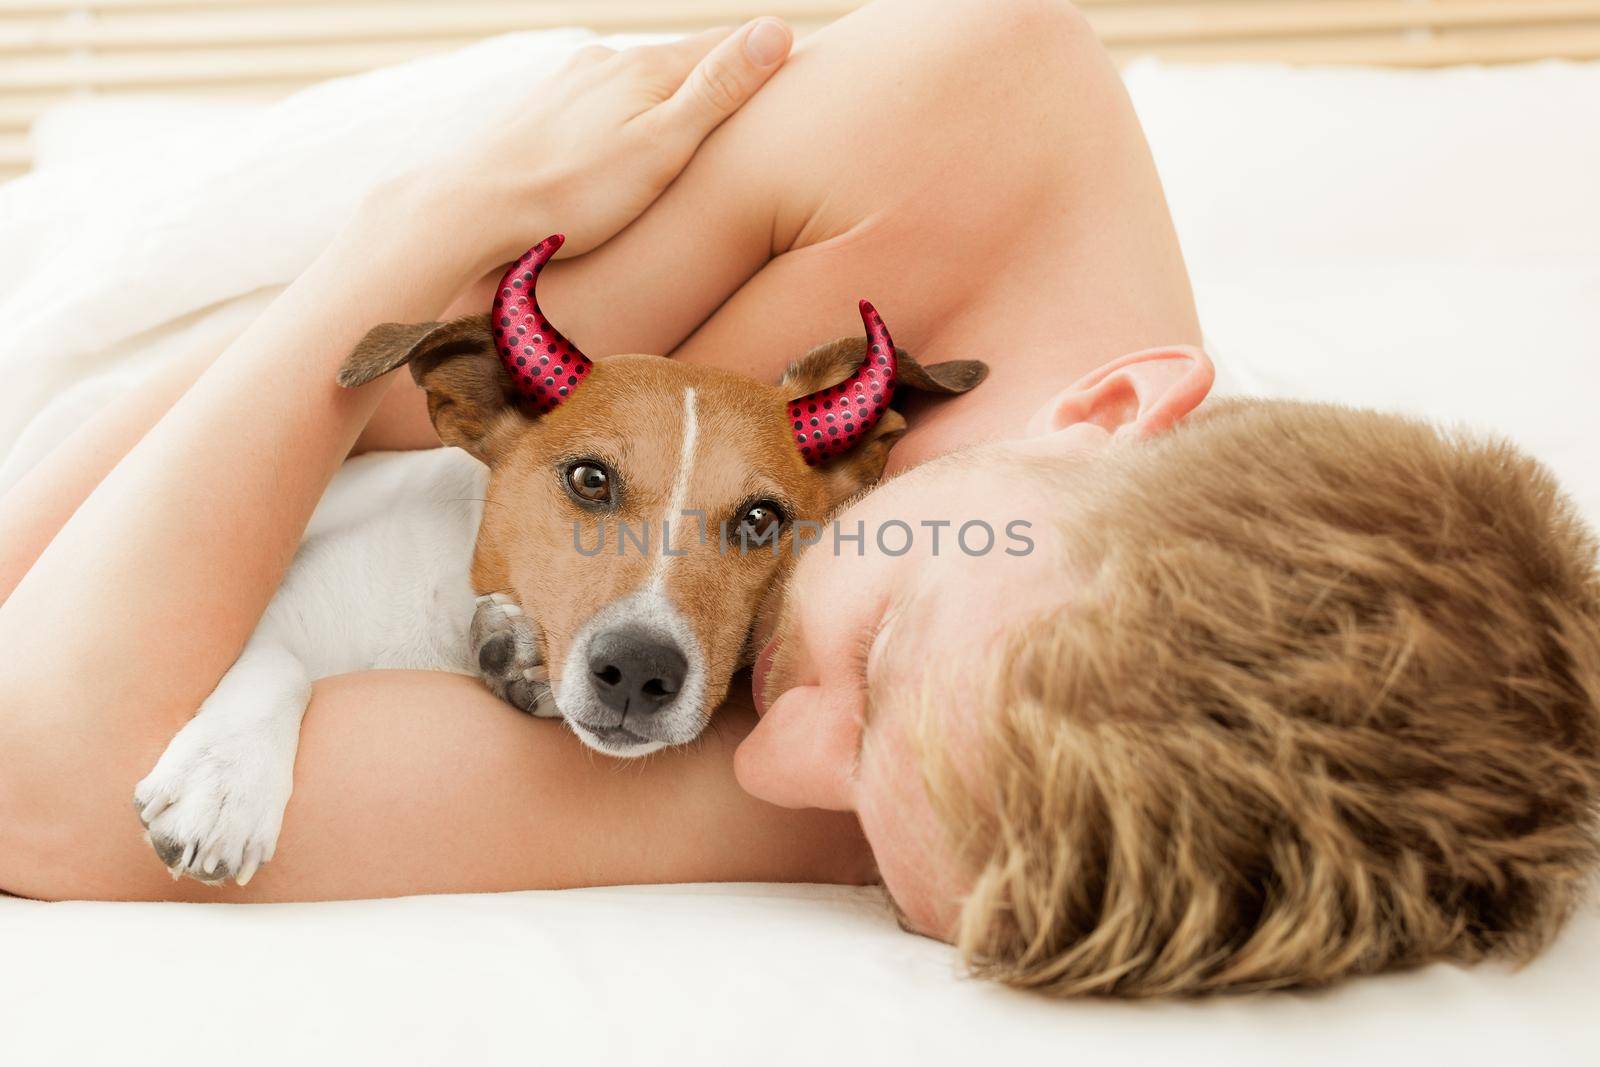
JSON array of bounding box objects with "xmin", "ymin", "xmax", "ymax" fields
[
  {"xmin": 739, "ymin": 501, "xmax": 785, "ymax": 541},
  {"xmin": 566, "ymin": 462, "xmax": 612, "ymax": 504}
]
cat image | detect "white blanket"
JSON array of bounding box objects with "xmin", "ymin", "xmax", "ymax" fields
[
  {"xmin": 0, "ymin": 28, "xmax": 668, "ymax": 480},
  {"xmin": 4, "ymin": 31, "xmax": 1600, "ymax": 1065}
]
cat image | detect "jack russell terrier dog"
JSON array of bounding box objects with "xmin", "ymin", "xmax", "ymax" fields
[{"xmin": 133, "ymin": 235, "xmax": 986, "ymax": 886}]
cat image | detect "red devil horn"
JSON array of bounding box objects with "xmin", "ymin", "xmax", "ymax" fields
[
  {"xmin": 492, "ymin": 234, "xmax": 593, "ymax": 414},
  {"xmin": 788, "ymin": 300, "xmax": 898, "ymax": 465}
]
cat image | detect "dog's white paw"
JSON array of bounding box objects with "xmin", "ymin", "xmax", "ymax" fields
[
  {"xmin": 471, "ymin": 592, "xmax": 557, "ymax": 717},
  {"xmin": 133, "ymin": 711, "xmax": 294, "ymax": 886}
]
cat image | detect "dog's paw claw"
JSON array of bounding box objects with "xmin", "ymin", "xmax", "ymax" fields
[
  {"xmin": 236, "ymin": 846, "xmax": 263, "ymax": 887},
  {"xmin": 135, "ymin": 790, "xmax": 173, "ymax": 827},
  {"xmin": 471, "ymin": 593, "xmax": 555, "ymax": 716},
  {"xmin": 133, "ymin": 719, "xmax": 290, "ymax": 887}
]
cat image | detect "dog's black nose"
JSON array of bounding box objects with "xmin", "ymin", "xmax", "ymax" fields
[{"xmin": 587, "ymin": 628, "xmax": 687, "ymax": 715}]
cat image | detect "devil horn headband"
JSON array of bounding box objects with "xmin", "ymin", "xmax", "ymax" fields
[
  {"xmin": 497, "ymin": 238, "xmax": 895, "ymax": 464},
  {"xmin": 492, "ymin": 234, "xmax": 593, "ymax": 414},
  {"xmin": 789, "ymin": 300, "xmax": 898, "ymax": 466}
]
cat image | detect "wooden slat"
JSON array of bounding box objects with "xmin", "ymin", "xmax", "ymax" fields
[
  {"xmin": 1089, "ymin": 0, "xmax": 1600, "ymax": 44},
  {"xmin": 1109, "ymin": 23, "xmax": 1600, "ymax": 66},
  {"xmin": 0, "ymin": 0, "xmax": 858, "ymax": 23},
  {"xmin": 3, "ymin": 0, "xmax": 328, "ymax": 9},
  {"xmin": 0, "ymin": 6, "xmax": 574, "ymax": 51},
  {"xmin": 0, "ymin": 130, "xmax": 30, "ymax": 166},
  {"xmin": 0, "ymin": 4, "xmax": 849, "ymax": 52},
  {"xmin": 0, "ymin": 94, "xmax": 65, "ymax": 128}
]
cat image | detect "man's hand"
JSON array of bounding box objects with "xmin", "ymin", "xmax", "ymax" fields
[{"xmin": 414, "ymin": 18, "xmax": 794, "ymax": 273}]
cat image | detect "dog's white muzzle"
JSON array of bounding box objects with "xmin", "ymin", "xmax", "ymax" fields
[{"xmin": 555, "ymin": 588, "xmax": 708, "ymax": 757}]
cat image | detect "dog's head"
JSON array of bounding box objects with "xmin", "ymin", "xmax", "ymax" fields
[{"xmin": 339, "ymin": 238, "xmax": 985, "ymax": 756}]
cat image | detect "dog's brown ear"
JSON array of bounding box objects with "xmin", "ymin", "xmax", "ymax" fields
[
  {"xmin": 338, "ymin": 313, "xmax": 524, "ymax": 462},
  {"xmin": 896, "ymin": 353, "xmax": 988, "ymax": 395},
  {"xmin": 778, "ymin": 336, "xmax": 987, "ymax": 400},
  {"xmin": 778, "ymin": 337, "xmax": 988, "ymax": 493}
]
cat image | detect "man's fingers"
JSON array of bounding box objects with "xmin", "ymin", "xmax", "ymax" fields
[{"xmin": 659, "ymin": 17, "xmax": 793, "ymax": 138}]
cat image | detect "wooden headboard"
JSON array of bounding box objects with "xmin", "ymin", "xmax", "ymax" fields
[{"xmin": 5, "ymin": 0, "xmax": 1599, "ymax": 179}]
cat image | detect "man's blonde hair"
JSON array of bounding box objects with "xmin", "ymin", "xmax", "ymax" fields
[{"xmin": 927, "ymin": 400, "xmax": 1600, "ymax": 996}]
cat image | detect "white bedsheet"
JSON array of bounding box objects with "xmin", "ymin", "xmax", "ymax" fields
[
  {"xmin": 2, "ymin": 884, "xmax": 1595, "ymax": 1066},
  {"xmin": 4, "ymin": 31, "xmax": 1600, "ymax": 1065}
]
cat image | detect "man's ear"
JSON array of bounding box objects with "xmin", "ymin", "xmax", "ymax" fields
[
  {"xmin": 1027, "ymin": 344, "xmax": 1213, "ymax": 442},
  {"xmin": 778, "ymin": 336, "xmax": 987, "ymax": 491},
  {"xmin": 338, "ymin": 314, "xmax": 525, "ymax": 462}
]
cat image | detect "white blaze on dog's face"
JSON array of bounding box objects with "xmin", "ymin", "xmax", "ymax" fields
[{"xmin": 339, "ymin": 318, "xmax": 985, "ymax": 757}]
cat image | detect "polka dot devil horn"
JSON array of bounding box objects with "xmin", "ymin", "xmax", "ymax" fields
[
  {"xmin": 491, "ymin": 234, "xmax": 593, "ymax": 414},
  {"xmin": 789, "ymin": 300, "xmax": 898, "ymax": 466}
]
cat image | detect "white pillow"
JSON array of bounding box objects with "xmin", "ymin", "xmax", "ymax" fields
[
  {"xmin": 1126, "ymin": 59, "xmax": 1600, "ymax": 262},
  {"xmin": 1125, "ymin": 59, "xmax": 1600, "ymax": 522}
]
